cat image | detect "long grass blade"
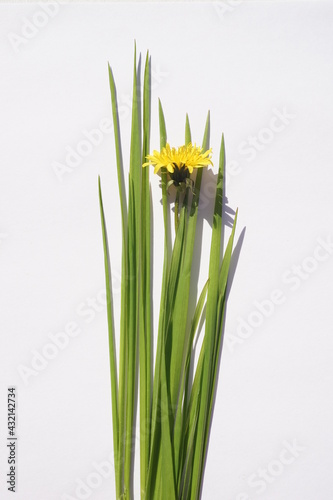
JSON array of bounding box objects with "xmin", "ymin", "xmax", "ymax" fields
[
  {"xmin": 145, "ymin": 101, "xmax": 169, "ymax": 499},
  {"xmin": 190, "ymin": 133, "xmax": 225, "ymax": 499},
  {"xmin": 160, "ymin": 198, "xmax": 189, "ymax": 499},
  {"xmin": 148, "ymin": 101, "xmax": 168, "ymax": 453},
  {"xmin": 107, "ymin": 63, "xmax": 129, "ymax": 498},
  {"xmin": 207, "ymin": 209, "xmax": 238, "ymax": 442},
  {"xmin": 124, "ymin": 43, "xmax": 142, "ymax": 497},
  {"xmin": 98, "ymin": 178, "xmax": 120, "ymax": 499},
  {"xmin": 139, "ymin": 50, "xmax": 152, "ymax": 494},
  {"xmin": 174, "ymin": 278, "xmax": 208, "ymax": 488}
]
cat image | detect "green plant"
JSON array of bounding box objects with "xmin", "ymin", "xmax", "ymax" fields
[{"xmin": 99, "ymin": 45, "xmax": 238, "ymax": 500}]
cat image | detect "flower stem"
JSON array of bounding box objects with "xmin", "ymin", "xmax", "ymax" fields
[{"xmin": 175, "ymin": 190, "xmax": 180, "ymax": 233}]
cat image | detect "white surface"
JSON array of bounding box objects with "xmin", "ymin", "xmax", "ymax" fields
[{"xmin": 1, "ymin": 2, "xmax": 333, "ymax": 499}]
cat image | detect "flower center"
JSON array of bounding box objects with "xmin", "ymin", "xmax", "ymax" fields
[{"xmin": 170, "ymin": 163, "xmax": 190, "ymax": 187}]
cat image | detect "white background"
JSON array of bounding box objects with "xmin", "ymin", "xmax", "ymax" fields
[{"xmin": 1, "ymin": 2, "xmax": 333, "ymax": 499}]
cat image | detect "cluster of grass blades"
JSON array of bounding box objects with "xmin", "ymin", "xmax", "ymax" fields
[{"xmin": 98, "ymin": 45, "xmax": 238, "ymax": 500}]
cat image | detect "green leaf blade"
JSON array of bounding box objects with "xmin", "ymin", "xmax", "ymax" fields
[
  {"xmin": 190, "ymin": 133, "xmax": 225, "ymax": 499},
  {"xmin": 98, "ymin": 178, "xmax": 121, "ymax": 499}
]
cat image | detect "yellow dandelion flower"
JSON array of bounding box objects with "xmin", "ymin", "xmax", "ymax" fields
[{"xmin": 143, "ymin": 143, "xmax": 213, "ymax": 187}]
